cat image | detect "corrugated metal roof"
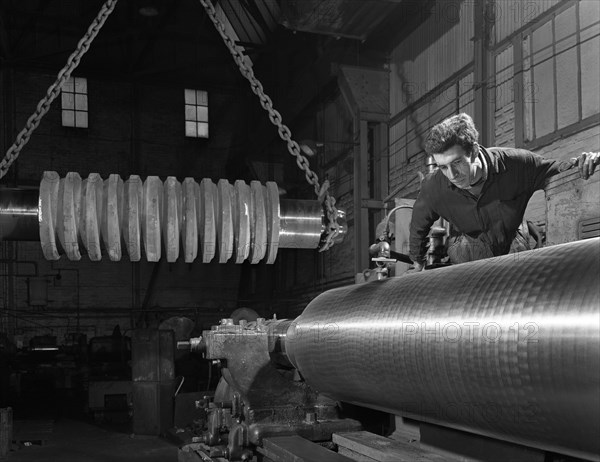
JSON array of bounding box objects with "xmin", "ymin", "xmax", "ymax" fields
[{"xmin": 221, "ymin": 0, "xmax": 281, "ymax": 45}]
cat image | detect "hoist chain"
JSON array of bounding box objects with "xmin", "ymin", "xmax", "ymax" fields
[
  {"xmin": 198, "ymin": 0, "xmax": 341, "ymax": 251},
  {"xmin": 0, "ymin": 0, "xmax": 119, "ymax": 180}
]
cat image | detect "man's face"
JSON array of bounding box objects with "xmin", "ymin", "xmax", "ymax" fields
[{"xmin": 433, "ymin": 145, "xmax": 477, "ymax": 189}]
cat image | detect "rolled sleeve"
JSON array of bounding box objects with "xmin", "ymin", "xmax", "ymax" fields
[{"xmin": 518, "ymin": 150, "xmax": 562, "ymax": 191}]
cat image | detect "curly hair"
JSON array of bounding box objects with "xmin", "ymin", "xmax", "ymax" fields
[{"xmin": 424, "ymin": 113, "xmax": 479, "ymax": 155}]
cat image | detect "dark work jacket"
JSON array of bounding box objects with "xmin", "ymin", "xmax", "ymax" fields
[{"xmin": 409, "ymin": 146, "xmax": 561, "ymax": 263}]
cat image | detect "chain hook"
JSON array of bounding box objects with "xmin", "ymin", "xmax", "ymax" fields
[{"xmin": 198, "ymin": 0, "xmax": 341, "ymax": 251}]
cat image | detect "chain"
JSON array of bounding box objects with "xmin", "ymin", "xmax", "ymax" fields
[
  {"xmin": 0, "ymin": 0, "xmax": 119, "ymax": 180},
  {"xmin": 198, "ymin": 0, "xmax": 340, "ymax": 251}
]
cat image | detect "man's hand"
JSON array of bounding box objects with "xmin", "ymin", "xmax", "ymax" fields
[{"xmin": 576, "ymin": 152, "xmax": 600, "ymax": 180}]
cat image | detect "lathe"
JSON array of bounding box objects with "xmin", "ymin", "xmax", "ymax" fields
[
  {"xmin": 2, "ymin": 174, "xmax": 598, "ymax": 461},
  {"xmin": 178, "ymin": 237, "xmax": 600, "ymax": 461}
]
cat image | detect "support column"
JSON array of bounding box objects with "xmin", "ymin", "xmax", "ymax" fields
[
  {"xmin": 473, "ymin": 0, "xmax": 496, "ymax": 145},
  {"xmin": 353, "ymin": 120, "xmax": 370, "ymax": 275}
]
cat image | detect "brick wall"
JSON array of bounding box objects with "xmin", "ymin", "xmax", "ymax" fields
[
  {"xmin": 11, "ymin": 71, "xmax": 243, "ymax": 184},
  {"xmin": 7, "ymin": 240, "xmax": 241, "ymax": 344},
  {"xmin": 537, "ymin": 126, "xmax": 600, "ymax": 245},
  {"xmin": 495, "ymin": 104, "xmax": 515, "ymax": 147},
  {"xmin": 1, "ymin": 70, "xmax": 249, "ymax": 343}
]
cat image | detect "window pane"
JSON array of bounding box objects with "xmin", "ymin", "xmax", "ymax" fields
[
  {"xmin": 62, "ymin": 110, "xmax": 75, "ymax": 127},
  {"xmin": 581, "ymin": 36, "xmax": 600, "ymax": 118},
  {"xmin": 197, "ymin": 122, "xmax": 209, "ymax": 138},
  {"xmin": 185, "ymin": 104, "xmax": 196, "ymax": 121},
  {"xmin": 533, "ymin": 60, "xmax": 556, "ymax": 137},
  {"xmin": 185, "ymin": 121, "xmax": 197, "ymax": 137},
  {"xmin": 184, "ymin": 89, "xmax": 209, "ymax": 137},
  {"xmin": 184, "ymin": 89, "xmax": 196, "ymax": 104},
  {"xmin": 62, "ymin": 78, "xmax": 74, "ymax": 93},
  {"xmin": 580, "ymin": 0, "xmax": 600, "ymax": 30},
  {"xmin": 75, "ymin": 77, "xmax": 87, "ymax": 93},
  {"xmin": 556, "ymin": 48, "xmax": 579, "ymax": 129},
  {"xmin": 197, "ymin": 106, "xmax": 208, "ymax": 122},
  {"xmin": 75, "ymin": 94, "xmax": 88, "ymax": 111},
  {"xmin": 555, "ymin": 6, "xmax": 577, "ymax": 53},
  {"xmin": 75, "ymin": 111, "xmax": 88, "ymax": 128},
  {"xmin": 62, "ymin": 92, "xmax": 74, "ymax": 110},
  {"xmin": 196, "ymin": 90, "xmax": 208, "ymax": 105},
  {"xmin": 532, "ymin": 21, "xmax": 553, "ymax": 65}
]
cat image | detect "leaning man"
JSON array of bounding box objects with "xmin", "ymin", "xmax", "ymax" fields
[{"xmin": 409, "ymin": 113, "xmax": 599, "ymax": 271}]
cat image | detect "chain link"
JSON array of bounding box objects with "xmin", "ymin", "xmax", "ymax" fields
[
  {"xmin": 0, "ymin": 0, "xmax": 119, "ymax": 180},
  {"xmin": 199, "ymin": 0, "xmax": 340, "ymax": 251}
]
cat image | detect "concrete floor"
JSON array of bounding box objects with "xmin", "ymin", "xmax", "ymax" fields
[{"xmin": 6, "ymin": 418, "xmax": 178, "ymax": 462}]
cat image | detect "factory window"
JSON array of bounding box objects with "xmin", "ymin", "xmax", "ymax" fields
[
  {"xmin": 61, "ymin": 77, "xmax": 88, "ymax": 128},
  {"xmin": 184, "ymin": 89, "xmax": 209, "ymax": 138},
  {"xmin": 521, "ymin": 1, "xmax": 599, "ymax": 144}
]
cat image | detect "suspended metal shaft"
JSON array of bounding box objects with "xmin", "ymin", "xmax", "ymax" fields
[{"xmin": 0, "ymin": 171, "xmax": 346, "ymax": 264}]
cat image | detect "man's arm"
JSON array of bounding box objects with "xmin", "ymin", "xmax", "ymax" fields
[
  {"xmin": 531, "ymin": 151, "xmax": 600, "ymax": 190},
  {"xmin": 529, "ymin": 151, "xmax": 563, "ymax": 191},
  {"xmin": 409, "ymin": 184, "xmax": 440, "ymax": 270}
]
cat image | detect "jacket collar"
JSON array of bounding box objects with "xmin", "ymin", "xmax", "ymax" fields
[{"xmin": 479, "ymin": 145, "xmax": 507, "ymax": 175}]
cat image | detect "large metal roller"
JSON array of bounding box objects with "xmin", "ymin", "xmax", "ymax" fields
[
  {"xmin": 0, "ymin": 171, "xmax": 346, "ymax": 264},
  {"xmin": 285, "ymin": 238, "xmax": 600, "ymax": 461}
]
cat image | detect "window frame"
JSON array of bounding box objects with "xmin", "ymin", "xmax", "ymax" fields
[
  {"xmin": 184, "ymin": 89, "xmax": 209, "ymax": 139},
  {"xmin": 61, "ymin": 76, "xmax": 89, "ymax": 129}
]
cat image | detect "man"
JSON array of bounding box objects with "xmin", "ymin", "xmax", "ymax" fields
[{"xmin": 409, "ymin": 113, "xmax": 599, "ymax": 271}]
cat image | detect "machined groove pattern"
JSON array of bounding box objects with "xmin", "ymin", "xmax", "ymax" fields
[
  {"xmin": 38, "ymin": 171, "xmax": 325, "ymax": 264},
  {"xmin": 285, "ymin": 238, "xmax": 600, "ymax": 460}
]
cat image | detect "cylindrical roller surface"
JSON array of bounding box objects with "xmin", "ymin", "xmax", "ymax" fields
[
  {"xmin": 0, "ymin": 188, "xmax": 39, "ymax": 241},
  {"xmin": 182, "ymin": 178, "xmax": 199, "ymax": 263},
  {"xmin": 279, "ymin": 199, "xmax": 323, "ymax": 249},
  {"xmin": 101, "ymin": 174, "xmax": 123, "ymax": 261},
  {"xmin": 39, "ymin": 171, "xmax": 60, "ymax": 260},
  {"xmin": 143, "ymin": 176, "xmax": 163, "ymax": 262},
  {"xmin": 199, "ymin": 179, "xmax": 217, "ymax": 263},
  {"xmin": 285, "ymin": 239, "xmax": 600, "ymax": 461},
  {"xmin": 265, "ymin": 182, "xmax": 280, "ymax": 264},
  {"xmin": 217, "ymin": 179, "xmax": 234, "ymax": 263},
  {"xmin": 233, "ymin": 180, "xmax": 251, "ymax": 263},
  {"xmin": 163, "ymin": 177, "xmax": 182, "ymax": 263},
  {"xmin": 57, "ymin": 172, "xmax": 82, "ymax": 261},
  {"xmin": 123, "ymin": 176, "xmax": 143, "ymax": 262},
  {"xmin": 249, "ymin": 181, "xmax": 267, "ymax": 264},
  {"xmin": 80, "ymin": 173, "xmax": 103, "ymax": 261}
]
